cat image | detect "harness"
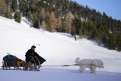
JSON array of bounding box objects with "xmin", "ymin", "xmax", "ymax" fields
[{"xmin": 90, "ymin": 61, "xmax": 93, "ymax": 68}]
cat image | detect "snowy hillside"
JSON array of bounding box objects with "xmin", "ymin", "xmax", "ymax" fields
[{"xmin": 0, "ymin": 16, "xmax": 121, "ymax": 81}]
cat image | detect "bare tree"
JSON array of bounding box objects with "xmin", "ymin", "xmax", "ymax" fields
[
  {"xmin": 0, "ymin": 0, "xmax": 7, "ymax": 15},
  {"xmin": 50, "ymin": 11, "xmax": 57, "ymax": 32},
  {"xmin": 57, "ymin": 16, "xmax": 62, "ymax": 32},
  {"xmin": 66, "ymin": 11, "xmax": 74, "ymax": 33},
  {"xmin": 41, "ymin": 20, "xmax": 46, "ymax": 32},
  {"xmin": 40, "ymin": 8, "xmax": 46, "ymax": 20}
]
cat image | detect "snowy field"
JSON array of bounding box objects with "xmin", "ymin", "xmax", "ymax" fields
[
  {"xmin": 0, "ymin": 68, "xmax": 121, "ymax": 81},
  {"xmin": 0, "ymin": 16, "xmax": 121, "ymax": 81}
]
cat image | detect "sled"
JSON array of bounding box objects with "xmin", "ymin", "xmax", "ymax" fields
[
  {"xmin": 1, "ymin": 53, "xmax": 46, "ymax": 71},
  {"xmin": 2, "ymin": 53, "xmax": 27, "ymax": 70},
  {"xmin": 2, "ymin": 60, "xmax": 26, "ymax": 70}
]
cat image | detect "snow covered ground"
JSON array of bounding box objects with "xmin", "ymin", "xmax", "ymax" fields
[
  {"xmin": 0, "ymin": 68, "xmax": 121, "ymax": 81},
  {"xmin": 0, "ymin": 16, "xmax": 121, "ymax": 81}
]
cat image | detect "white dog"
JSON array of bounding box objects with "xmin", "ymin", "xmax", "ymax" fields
[{"xmin": 75, "ymin": 57, "xmax": 104, "ymax": 74}]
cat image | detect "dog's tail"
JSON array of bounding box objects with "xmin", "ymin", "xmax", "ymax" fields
[{"xmin": 75, "ymin": 57, "xmax": 80, "ymax": 64}]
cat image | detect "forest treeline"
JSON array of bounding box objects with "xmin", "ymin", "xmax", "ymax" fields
[{"xmin": 0, "ymin": 0, "xmax": 121, "ymax": 51}]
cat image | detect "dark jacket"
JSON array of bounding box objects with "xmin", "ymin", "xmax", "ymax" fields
[
  {"xmin": 34, "ymin": 52, "xmax": 46, "ymax": 65},
  {"xmin": 25, "ymin": 49, "xmax": 35, "ymax": 62},
  {"xmin": 25, "ymin": 49, "xmax": 46, "ymax": 65}
]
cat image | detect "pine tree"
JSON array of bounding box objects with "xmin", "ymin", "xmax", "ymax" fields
[
  {"xmin": 33, "ymin": 18, "xmax": 40, "ymax": 28},
  {"xmin": 102, "ymin": 33, "xmax": 108, "ymax": 47},
  {"xmin": 72, "ymin": 18, "xmax": 82, "ymax": 35},
  {"xmin": 14, "ymin": 11, "xmax": 21, "ymax": 23},
  {"xmin": 79, "ymin": 29, "xmax": 83, "ymax": 38},
  {"xmin": 108, "ymin": 33, "xmax": 115, "ymax": 50},
  {"xmin": 71, "ymin": 18, "xmax": 83, "ymax": 40},
  {"xmin": 32, "ymin": 13, "xmax": 40, "ymax": 28},
  {"xmin": 82, "ymin": 22, "xmax": 88, "ymax": 36},
  {"xmin": 19, "ymin": 0, "xmax": 28, "ymax": 16},
  {"xmin": 115, "ymin": 33, "xmax": 121, "ymax": 51},
  {"xmin": 45, "ymin": 11, "xmax": 52, "ymax": 32},
  {"xmin": 71, "ymin": 25, "xmax": 76, "ymax": 40},
  {"xmin": 90, "ymin": 23, "xmax": 97, "ymax": 40},
  {"xmin": 96, "ymin": 23, "xmax": 103, "ymax": 45},
  {"xmin": 4, "ymin": 9, "xmax": 12, "ymax": 19},
  {"xmin": 11, "ymin": 0, "xmax": 17, "ymax": 12},
  {"xmin": 27, "ymin": 12, "xmax": 32, "ymax": 23},
  {"xmin": 61, "ymin": 18, "xmax": 66, "ymax": 32},
  {"xmin": 46, "ymin": 17, "xmax": 52, "ymax": 32}
]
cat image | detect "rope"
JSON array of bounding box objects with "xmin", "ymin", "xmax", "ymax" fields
[
  {"xmin": 40, "ymin": 64, "xmax": 79, "ymax": 68},
  {"xmin": 40, "ymin": 63, "xmax": 97, "ymax": 68}
]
